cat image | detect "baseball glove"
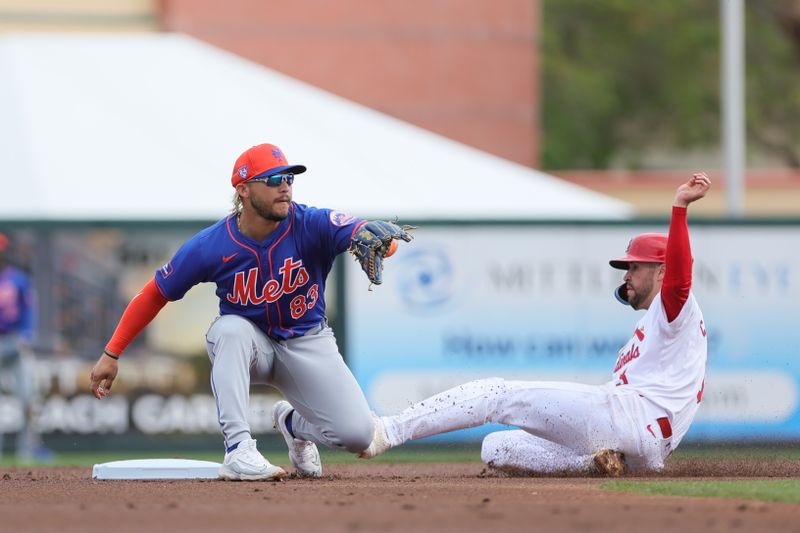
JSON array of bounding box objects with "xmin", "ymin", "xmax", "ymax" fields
[{"xmin": 349, "ymin": 220, "xmax": 414, "ymax": 286}]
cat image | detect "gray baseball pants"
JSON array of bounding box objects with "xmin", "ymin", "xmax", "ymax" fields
[{"xmin": 205, "ymin": 314, "xmax": 373, "ymax": 453}]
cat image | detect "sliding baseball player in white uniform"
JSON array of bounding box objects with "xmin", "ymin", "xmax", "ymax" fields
[{"xmin": 361, "ymin": 173, "xmax": 710, "ymax": 475}]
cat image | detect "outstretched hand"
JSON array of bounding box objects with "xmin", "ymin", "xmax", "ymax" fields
[
  {"xmin": 90, "ymin": 353, "xmax": 118, "ymax": 399},
  {"xmin": 674, "ymin": 172, "xmax": 711, "ymax": 207}
]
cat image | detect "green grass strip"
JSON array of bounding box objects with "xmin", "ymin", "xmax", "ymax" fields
[
  {"xmin": 4, "ymin": 444, "xmax": 799, "ymax": 468},
  {"xmin": 603, "ymin": 480, "xmax": 800, "ymax": 504},
  {"xmin": 669, "ymin": 446, "xmax": 800, "ymax": 461}
]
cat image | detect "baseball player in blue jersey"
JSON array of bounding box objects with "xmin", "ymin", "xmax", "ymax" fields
[
  {"xmin": 90, "ymin": 143, "xmax": 412, "ymax": 480},
  {"xmin": 0, "ymin": 232, "xmax": 46, "ymax": 462}
]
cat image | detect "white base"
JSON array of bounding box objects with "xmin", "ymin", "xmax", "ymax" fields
[{"xmin": 92, "ymin": 458, "xmax": 222, "ymax": 480}]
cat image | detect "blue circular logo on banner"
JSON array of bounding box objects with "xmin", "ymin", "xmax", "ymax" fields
[{"xmin": 396, "ymin": 248, "xmax": 454, "ymax": 309}]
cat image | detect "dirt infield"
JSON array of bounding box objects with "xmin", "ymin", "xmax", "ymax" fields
[{"xmin": 1, "ymin": 461, "xmax": 799, "ymax": 533}]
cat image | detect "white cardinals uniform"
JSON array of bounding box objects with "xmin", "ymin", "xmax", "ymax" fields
[
  {"xmin": 611, "ymin": 291, "xmax": 707, "ymax": 452},
  {"xmin": 379, "ymin": 208, "xmax": 707, "ymax": 473}
]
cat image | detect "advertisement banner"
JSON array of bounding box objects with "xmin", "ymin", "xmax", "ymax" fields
[{"xmin": 345, "ymin": 223, "xmax": 800, "ymax": 442}]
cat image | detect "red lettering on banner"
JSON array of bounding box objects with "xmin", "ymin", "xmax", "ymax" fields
[
  {"xmin": 226, "ymin": 258, "xmax": 310, "ymax": 305},
  {"xmin": 613, "ymin": 345, "xmax": 640, "ymax": 373}
]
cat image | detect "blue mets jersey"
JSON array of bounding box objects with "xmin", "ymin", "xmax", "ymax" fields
[
  {"xmin": 0, "ymin": 266, "xmax": 35, "ymax": 341},
  {"xmin": 154, "ymin": 203, "xmax": 363, "ymax": 341}
]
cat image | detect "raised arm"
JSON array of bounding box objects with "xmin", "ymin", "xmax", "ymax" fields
[
  {"xmin": 662, "ymin": 172, "xmax": 711, "ymax": 322},
  {"xmin": 89, "ymin": 278, "xmax": 168, "ymax": 398}
]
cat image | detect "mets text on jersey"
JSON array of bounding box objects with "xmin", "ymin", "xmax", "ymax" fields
[{"xmin": 226, "ymin": 257, "xmax": 319, "ymax": 319}]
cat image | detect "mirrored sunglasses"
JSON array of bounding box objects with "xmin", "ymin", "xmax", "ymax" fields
[{"xmin": 251, "ymin": 173, "xmax": 295, "ymax": 187}]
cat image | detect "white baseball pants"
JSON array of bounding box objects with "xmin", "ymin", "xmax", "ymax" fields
[
  {"xmin": 205, "ymin": 314, "xmax": 373, "ymax": 453},
  {"xmin": 382, "ymin": 378, "xmax": 671, "ymax": 472}
]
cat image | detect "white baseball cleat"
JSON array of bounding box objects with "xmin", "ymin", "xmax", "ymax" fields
[
  {"xmin": 218, "ymin": 438, "xmax": 286, "ymax": 481},
  {"xmin": 358, "ymin": 414, "xmax": 392, "ymax": 459},
  {"xmin": 272, "ymin": 400, "xmax": 322, "ymax": 478}
]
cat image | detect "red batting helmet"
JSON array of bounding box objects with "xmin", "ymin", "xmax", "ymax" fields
[{"xmin": 609, "ymin": 233, "xmax": 668, "ymax": 270}]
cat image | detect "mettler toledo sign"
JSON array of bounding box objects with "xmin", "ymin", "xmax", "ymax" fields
[{"xmin": 346, "ymin": 224, "xmax": 800, "ymax": 442}]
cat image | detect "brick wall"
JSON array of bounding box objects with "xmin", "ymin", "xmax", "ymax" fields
[{"xmin": 159, "ymin": 0, "xmax": 540, "ymax": 167}]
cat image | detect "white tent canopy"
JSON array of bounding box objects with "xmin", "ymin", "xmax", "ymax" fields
[{"xmin": 0, "ymin": 33, "xmax": 632, "ymax": 221}]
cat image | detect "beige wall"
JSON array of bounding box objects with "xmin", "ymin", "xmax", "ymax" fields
[
  {"xmin": 0, "ymin": 0, "xmax": 158, "ymax": 32},
  {"xmin": 554, "ymin": 169, "xmax": 800, "ymax": 218}
]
